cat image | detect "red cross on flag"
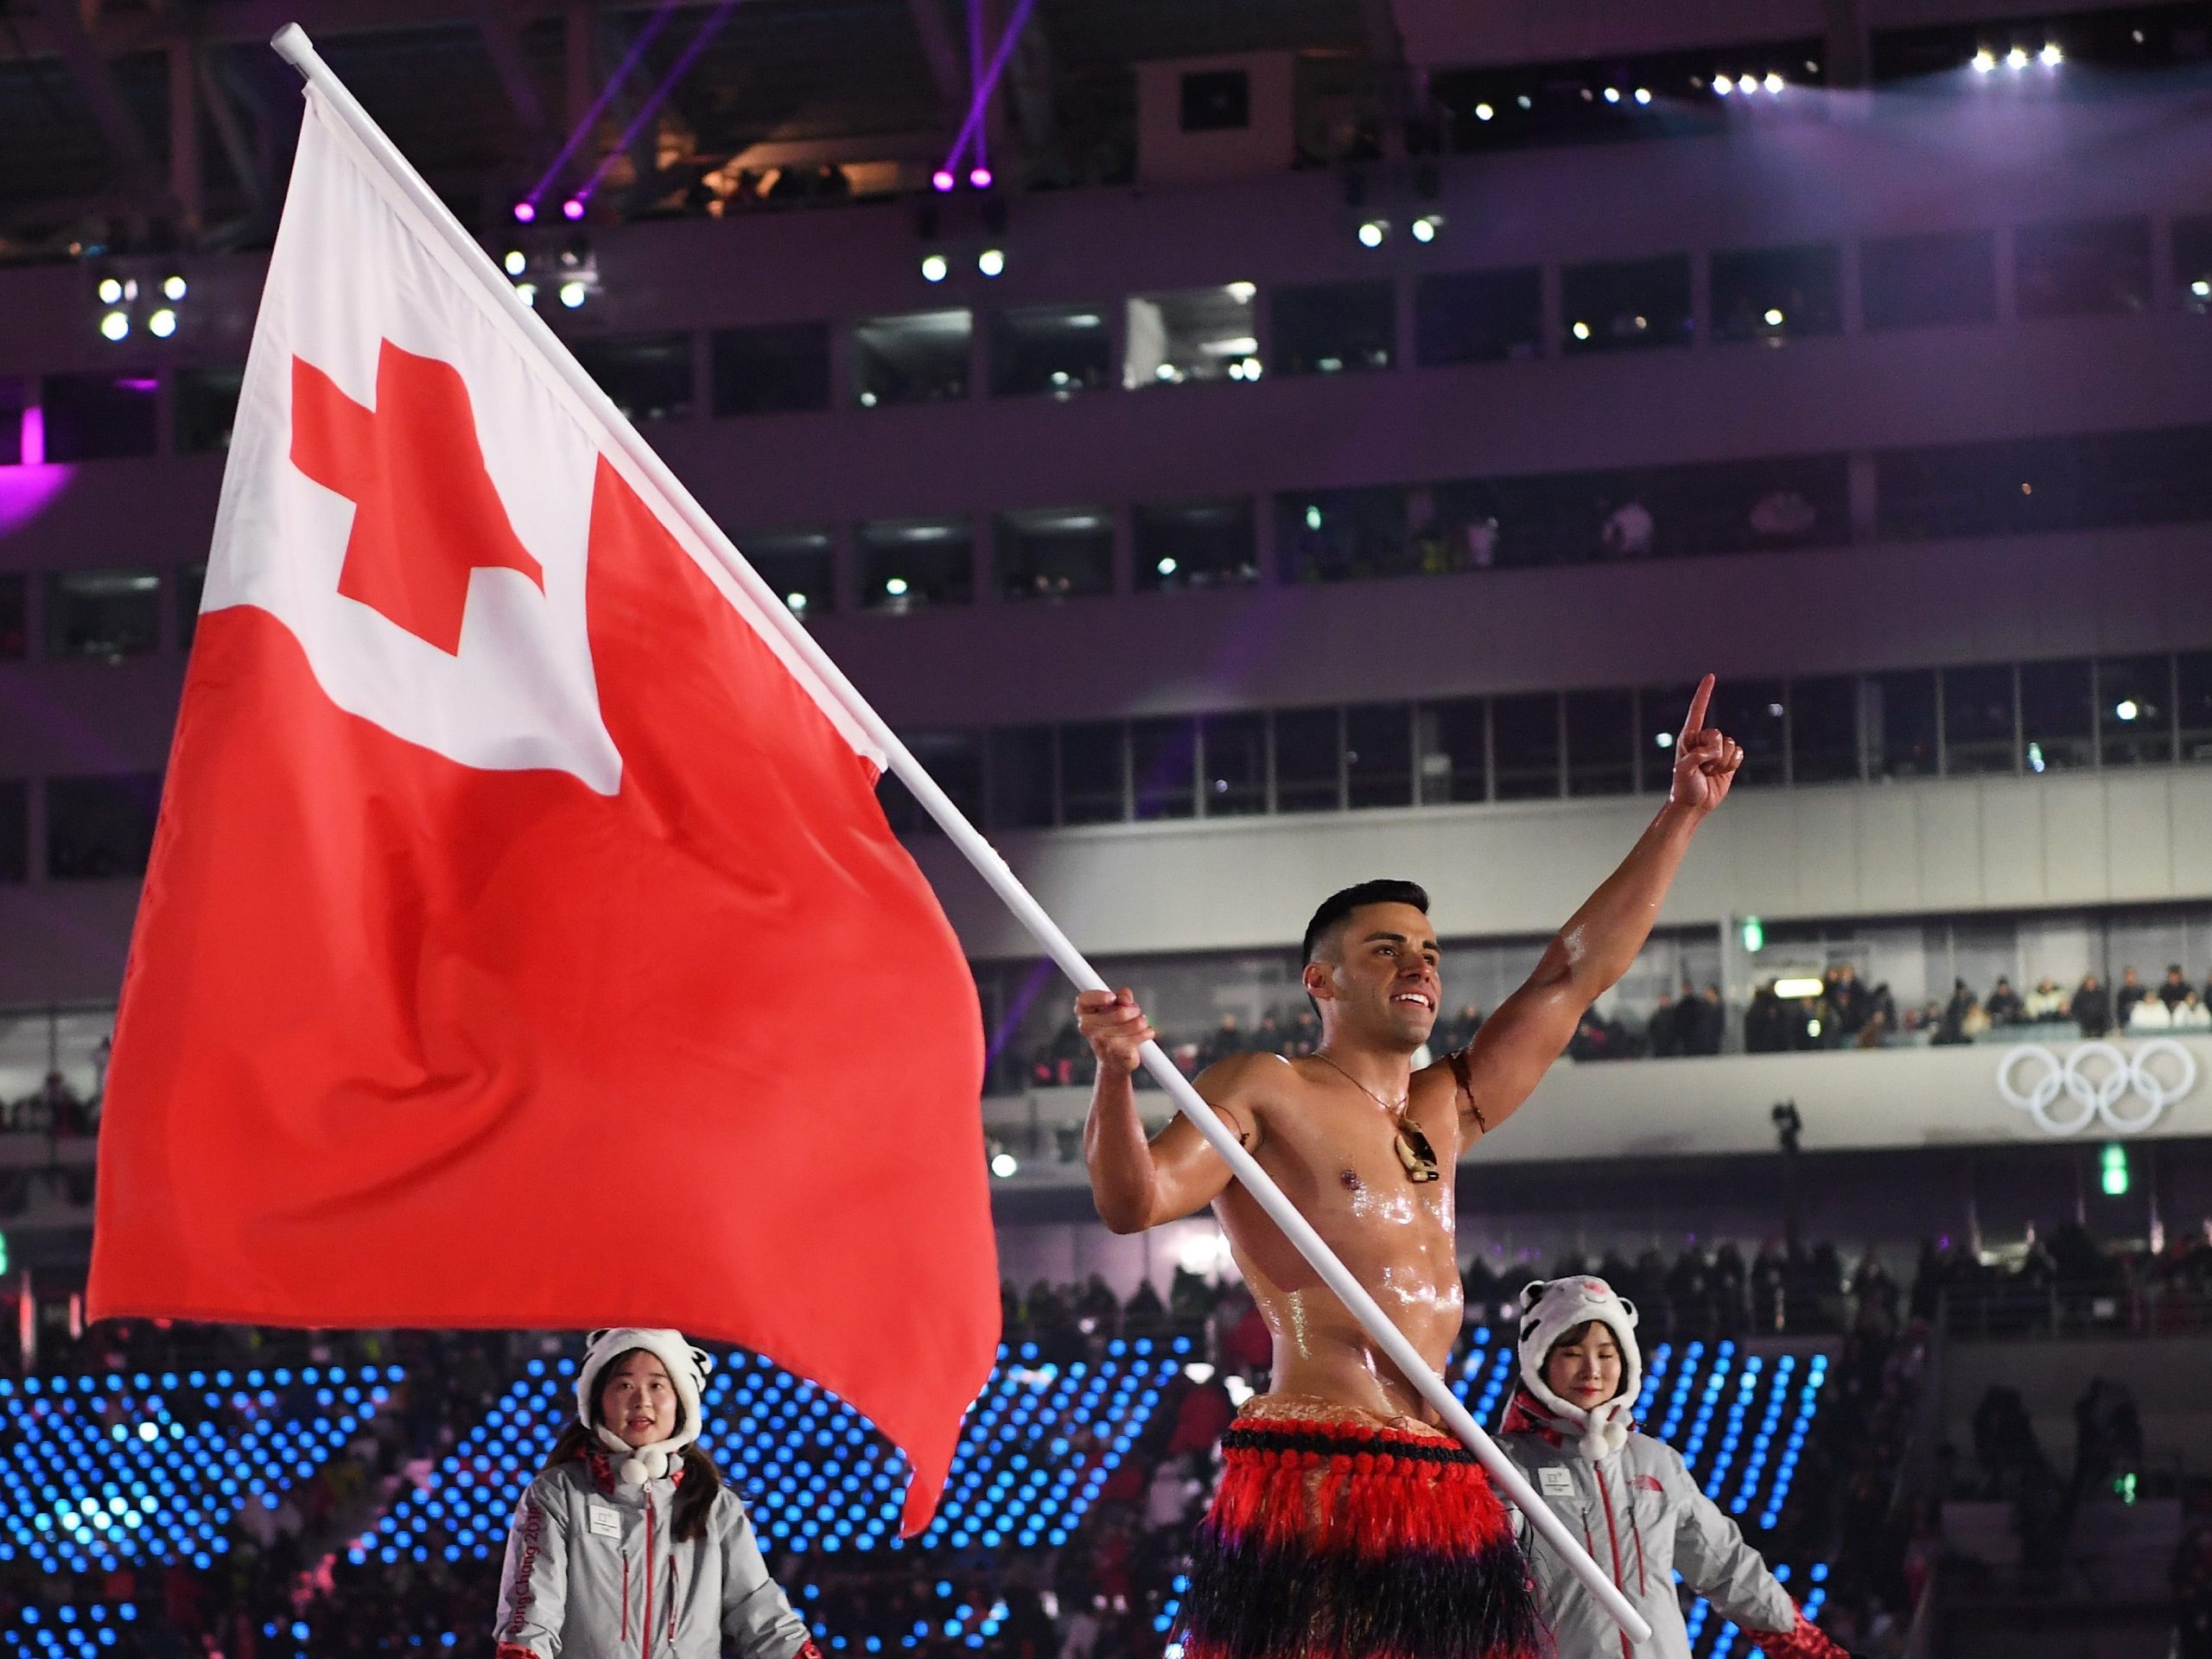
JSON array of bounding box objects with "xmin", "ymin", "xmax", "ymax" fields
[{"xmin": 87, "ymin": 84, "xmax": 997, "ymax": 1533}]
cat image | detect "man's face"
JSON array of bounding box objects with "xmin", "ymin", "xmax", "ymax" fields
[{"xmin": 1304, "ymin": 902, "xmax": 1440, "ymax": 1049}]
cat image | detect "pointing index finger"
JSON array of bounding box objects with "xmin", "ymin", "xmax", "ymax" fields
[{"xmin": 1679, "ymin": 674, "xmax": 1715, "ymax": 746}]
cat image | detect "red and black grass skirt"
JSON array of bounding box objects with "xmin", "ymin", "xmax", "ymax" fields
[{"xmin": 1175, "ymin": 1412, "xmax": 1541, "ymax": 1659}]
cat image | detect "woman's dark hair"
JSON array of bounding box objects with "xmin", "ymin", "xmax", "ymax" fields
[
  {"xmin": 542, "ymin": 1348, "xmax": 722, "ymax": 1541},
  {"xmin": 1541, "ymin": 1319, "xmax": 1628, "ymax": 1402}
]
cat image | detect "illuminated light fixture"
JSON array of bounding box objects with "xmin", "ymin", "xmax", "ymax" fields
[
  {"xmin": 1474, "ymin": 101, "xmax": 1494, "ymax": 121},
  {"xmin": 785, "ymin": 592, "xmax": 809, "ymax": 615},
  {"xmin": 512, "ymin": 200, "xmax": 537, "ymax": 223},
  {"xmin": 557, "ymin": 280, "xmax": 587, "ymax": 308},
  {"xmin": 1241, "ymin": 356, "xmax": 1262, "ymax": 378},
  {"xmin": 932, "ymin": 168, "xmax": 957, "ymax": 193},
  {"xmin": 2100, "ymin": 1141, "xmax": 2128, "ymax": 1196},
  {"xmin": 1357, "ymin": 219, "xmax": 1388, "ymax": 248},
  {"xmin": 1764, "ymin": 72, "xmax": 1784, "ymax": 92},
  {"xmin": 1764, "ymin": 307, "xmax": 1785, "ymax": 326},
  {"xmin": 1654, "ymin": 730, "xmax": 1675, "ymax": 749},
  {"xmin": 859, "ymin": 390, "xmax": 877, "ymax": 405},
  {"xmin": 1603, "ymin": 86, "xmax": 1621, "ymax": 104},
  {"xmin": 1304, "ymin": 505, "xmax": 1322, "ymax": 531},
  {"xmin": 515, "ymin": 283, "xmax": 537, "ymax": 307},
  {"xmin": 1634, "ymin": 87, "xmax": 1652, "ymax": 105},
  {"xmin": 1226, "ymin": 281, "xmax": 1255, "ymax": 302},
  {"xmin": 1411, "ymin": 214, "xmax": 1441, "ymax": 244},
  {"xmin": 1739, "ymin": 916, "xmax": 1764, "ymax": 953},
  {"xmin": 562, "ymin": 197, "xmax": 586, "ymax": 221},
  {"xmin": 884, "ymin": 576, "xmax": 910, "ymax": 597},
  {"xmin": 99, "ymin": 310, "xmax": 130, "ymax": 342},
  {"xmin": 1516, "ymin": 93, "xmax": 1531, "ymax": 108},
  {"xmin": 920, "ymin": 253, "xmax": 949, "ymax": 283},
  {"xmin": 1972, "ymin": 48, "xmax": 1996, "ymax": 72},
  {"xmin": 976, "ymin": 247, "xmax": 1006, "ymax": 276},
  {"xmin": 1713, "ymin": 73, "xmax": 1734, "ymax": 95},
  {"xmin": 162, "ymin": 275, "xmax": 187, "ymax": 302},
  {"xmin": 1155, "ymin": 557, "xmax": 1178, "ymax": 576},
  {"xmin": 97, "ymin": 276, "xmax": 123, "ymax": 303},
  {"xmin": 148, "ymin": 308, "xmax": 177, "ymax": 339},
  {"xmin": 2006, "ymin": 46, "xmax": 2028, "ymax": 68},
  {"xmin": 1572, "ymin": 320, "xmax": 1592, "ymax": 340},
  {"xmin": 2194, "ymin": 280, "xmax": 2211, "ymax": 298},
  {"xmin": 2040, "ymin": 42, "xmax": 2063, "ymax": 65},
  {"xmin": 968, "ymin": 165, "xmax": 993, "ymax": 189},
  {"xmin": 989, "ymin": 1152, "xmax": 1017, "ymax": 1179},
  {"xmin": 503, "ymin": 251, "xmax": 526, "ymax": 276},
  {"xmin": 1773, "ymin": 976, "xmax": 1824, "ymax": 999},
  {"xmin": 2115, "ymin": 699, "xmax": 2140, "ymax": 722}
]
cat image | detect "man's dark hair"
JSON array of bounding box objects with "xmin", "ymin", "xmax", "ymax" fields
[{"xmin": 1300, "ymin": 879, "xmax": 1431, "ymax": 967}]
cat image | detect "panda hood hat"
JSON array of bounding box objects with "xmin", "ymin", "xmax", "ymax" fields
[
  {"xmin": 575, "ymin": 1327, "xmax": 715, "ymax": 1490},
  {"xmin": 1514, "ymin": 1276, "xmax": 1643, "ymax": 1462}
]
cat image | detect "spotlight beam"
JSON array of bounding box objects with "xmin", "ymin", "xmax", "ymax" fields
[
  {"xmin": 936, "ymin": 0, "xmax": 1037, "ymax": 181},
  {"xmin": 576, "ymin": 0, "xmax": 747, "ymax": 204},
  {"xmin": 524, "ymin": 0, "xmax": 684, "ymax": 209},
  {"xmin": 966, "ymin": 0, "xmax": 988, "ymax": 179}
]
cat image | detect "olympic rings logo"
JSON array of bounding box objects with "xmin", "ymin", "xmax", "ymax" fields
[{"xmin": 1995, "ymin": 1039, "xmax": 2199, "ymax": 1136}]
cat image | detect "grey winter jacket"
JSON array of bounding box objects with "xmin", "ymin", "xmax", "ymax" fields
[
  {"xmin": 494, "ymin": 1459, "xmax": 814, "ymax": 1659},
  {"xmin": 1497, "ymin": 1426, "xmax": 1796, "ymax": 1659}
]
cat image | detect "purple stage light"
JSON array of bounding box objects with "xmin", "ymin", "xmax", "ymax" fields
[
  {"xmin": 578, "ymin": 0, "xmax": 747, "ymax": 203},
  {"xmin": 512, "ymin": 200, "xmax": 537, "ymax": 223},
  {"xmin": 968, "ymin": 165, "xmax": 993, "ymax": 189},
  {"xmin": 527, "ymin": 0, "xmax": 686, "ymax": 209},
  {"xmin": 562, "ymin": 197, "xmax": 586, "ymax": 221},
  {"xmin": 937, "ymin": 0, "xmax": 1037, "ymax": 187},
  {"xmin": 932, "ymin": 168, "xmax": 957, "ymax": 193}
]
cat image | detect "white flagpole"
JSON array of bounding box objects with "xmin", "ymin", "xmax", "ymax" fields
[{"xmin": 266, "ymin": 25, "xmax": 1649, "ymax": 1641}]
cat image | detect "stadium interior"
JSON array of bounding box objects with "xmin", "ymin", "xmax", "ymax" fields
[{"xmin": 3, "ymin": 0, "xmax": 2212, "ymax": 1656}]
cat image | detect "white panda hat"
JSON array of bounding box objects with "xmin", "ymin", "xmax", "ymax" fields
[
  {"xmin": 1516, "ymin": 1277, "xmax": 1643, "ymax": 1462},
  {"xmin": 575, "ymin": 1328, "xmax": 715, "ymax": 1489}
]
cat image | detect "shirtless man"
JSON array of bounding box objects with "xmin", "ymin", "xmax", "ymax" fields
[{"xmin": 1077, "ymin": 676, "xmax": 1741, "ymax": 1659}]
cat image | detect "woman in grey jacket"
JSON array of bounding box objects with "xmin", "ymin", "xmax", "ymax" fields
[
  {"xmin": 1495, "ymin": 1278, "xmax": 1852, "ymax": 1659},
  {"xmin": 494, "ymin": 1327, "xmax": 821, "ymax": 1659}
]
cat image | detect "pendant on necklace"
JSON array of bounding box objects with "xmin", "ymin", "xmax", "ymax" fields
[{"xmin": 1394, "ymin": 1122, "xmax": 1442, "ymax": 1184}]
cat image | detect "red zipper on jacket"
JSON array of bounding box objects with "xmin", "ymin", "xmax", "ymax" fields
[
  {"xmin": 1593, "ymin": 1469, "xmax": 1633, "ymax": 1659},
  {"xmin": 622, "ymin": 1554, "xmax": 632, "ymax": 1642},
  {"xmin": 641, "ymin": 1495, "xmax": 655, "ymax": 1659}
]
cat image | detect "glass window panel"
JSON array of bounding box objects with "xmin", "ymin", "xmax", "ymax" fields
[
  {"xmin": 1491, "ymin": 692, "xmax": 1561, "ymax": 799},
  {"xmin": 1415, "ymin": 699, "xmax": 1485, "ymax": 804},
  {"xmin": 740, "ymin": 528, "xmax": 835, "ymax": 620},
  {"xmin": 1271, "ymin": 281, "xmax": 1395, "ymax": 376},
  {"xmin": 0, "ymin": 573, "xmax": 23, "ymax": 659},
  {"xmin": 1344, "ymin": 703, "xmax": 1412, "ymax": 809},
  {"xmin": 2097, "ymin": 655, "xmax": 2173, "ymax": 767},
  {"xmin": 2078, "ymin": 425, "xmax": 2212, "ymax": 530},
  {"xmin": 1637, "ymin": 684, "xmax": 1700, "ymax": 792},
  {"xmin": 989, "ymin": 305, "xmax": 1112, "ymax": 398},
  {"xmin": 1561, "ymin": 255, "xmax": 1693, "ymax": 354},
  {"xmin": 856, "ymin": 518, "xmax": 972, "ymax": 611},
  {"xmin": 2179, "ymin": 652, "xmax": 2212, "ymax": 764},
  {"xmin": 877, "ymin": 731, "xmax": 980, "ymax": 836},
  {"xmin": 0, "ymin": 779, "xmax": 23, "ymax": 882},
  {"xmin": 1862, "ymin": 229, "xmax": 1997, "ymax": 330},
  {"xmin": 176, "ymin": 563, "xmax": 207, "ymax": 652},
  {"xmin": 1711, "ymin": 244, "xmax": 1843, "ymax": 342},
  {"xmin": 988, "ymin": 727, "xmax": 1056, "ymax": 829},
  {"xmin": 1564, "ymin": 689, "xmax": 1634, "ymax": 797},
  {"xmin": 1871, "ymin": 670, "xmax": 1939, "ymax": 779},
  {"xmin": 995, "ymin": 507, "xmax": 1113, "ymax": 601},
  {"xmin": 45, "ymin": 772, "xmax": 162, "ymax": 879},
  {"xmin": 1942, "ymin": 664, "xmax": 2018, "ymax": 775},
  {"xmin": 1875, "ymin": 432, "xmax": 2102, "ymax": 541},
  {"xmin": 1199, "ymin": 713, "xmax": 1267, "ymax": 816},
  {"xmin": 2015, "ymin": 216, "xmax": 2152, "ymax": 319},
  {"xmin": 571, "ymin": 333, "xmax": 694, "ymax": 422},
  {"xmin": 2018, "ymin": 658, "xmax": 2093, "ymax": 773},
  {"xmin": 1413, "ymin": 268, "xmax": 1542, "ymax": 365},
  {"xmin": 1274, "ymin": 707, "xmax": 1343, "ymax": 811},
  {"xmin": 2173, "ymin": 215, "xmax": 2212, "ymax": 315},
  {"xmin": 1277, "ymin": 486, "xmax": 1411, "ymax": 582},
  {"xmin": 1712, "ymin": 679, "xmax": 1787, "ymax": 786},
  {"xmin": 1789, "ymin": 675, "xmax": 1861, "ymax": 783},
  {"xmin": 852, "ymin": 309, "xmax": 972, "ymax": 406},
  {"xmin": 175, "ymin": 365, "xmax": 245, "ymax": 455},
  {"xmin": 1059, "ymin": 722, "xmax": 1126, "ymax": 823},
  {"xmin": 1124, "ymin": 284, "xmax": 1258, "ymax": 388},
  {"xmin": 41, "ymin": 372, "xmax": 158, "ymax": 460},
  {"xmin": 710, "ymin": 322, "xmax": 830, "ymax": 416},
  {"xmin": 1134, "ymin": 499, "xmax": 1257, "ymax": 591},
  {"xmin": 1130, "ymin": 718, "xmax": 1198, "ymax": 820},
  {"xmin": 45, "ymin": 569, "xmax": 160, "ymax": 659}
]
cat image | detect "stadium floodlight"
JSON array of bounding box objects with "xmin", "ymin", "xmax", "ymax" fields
[
  {"xmin": 989, "ymin": 1152, "xmax": 1017, "ymax": 1179},
  {"xmin": 932, "ymin": 168, "xmax": 957, "ymax": 193},
  {"xmin": 1357, "ymin": 219, "xmax": 1388, "ymax": 248},
  {"xmin": 884, "ymin": 577, "xmax": 910, "ymax": 598},
  {"xmin": 1764, "ymin": 72, "xmax": 1784, "ymax": 92},
  {"xmin": 162, "ymin": 275, "xmax": 187, "ymax": 302},
  {"xmin": 2006, "ymin": 46, "xmax": 2029, "ymax": 68},
  {"xmin": 2041, "ymin": 42, "xmax": 2063, "ymax": 66},
  {"xmin": 1411, "ymin": 214, "xmax": 1441, "ymax": 244},
  {"xmin": 976, "ymin": 247, "xmax": 1006, "ymax": 276},
  {"xmin": 1474, "ymin": 102, "xmax": 1494, "ymax": 121},
  {"xmin": 1764, "ymin": 308, "xmax": 1785, "ymax": 327},
  {"xmin": 1634, "ymin": 87, "xmax": 1652, "ymax": 105},
  {"xmin": 562, "ymin": 197, "xmax": 586, "ymax": 220},
  {"xmin": 2114, "ymin": 699, "xmax": 2140, "ymax": 721},
  {"xmin": 920, "ymin": 253, "xmax": 949, "ymax": 283},
  {"xmin": 1572, "ymin": 320, "xmax": 1592, "ymax": 340},
  {"xmin": 1972, "ymin": 48, "xmax": 1996, "ymax": 72},
  {"xmin": 1603, "ymin": 86, "xmax": 1620, "ymax": 104},
  {"xmin": 1713, "ymin": 74, "xmax": 1734, "ymax": 94},
  {"xmin": 97, "ymin": 276, "xmax": 123, "ymax": 303},
  {"xmin": 968, "ymin": 166, "xmax": 993, "ymax": 189},
  {"xmin": 99, "ymin": 311, "xmax": 130, "ymax": 341},
  {"xmin": 557, "ymin": 281, "xmax": 587, "ymax": 308},
  {"xmin": 512, "ymin": 200, "xmax": 537, "ymax": 222},
  {"xmin": 149, "ymin": 308, "xmax": 178, "ymax": 339},
  {"xmin": 503, "ymin": 251, "xmax": 527, "ymax": 276}
]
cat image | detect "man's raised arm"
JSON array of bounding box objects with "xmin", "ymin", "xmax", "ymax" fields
[
  {"xmin": 1077, "ymin": 988, "xmax": 1255, "ymax": 1234},
  {"xmin": 1447, "ymin": 674, "xmax": 1742, "ymax": 1135}
]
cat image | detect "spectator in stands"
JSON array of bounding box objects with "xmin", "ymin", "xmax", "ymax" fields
[
  {"xmin": 1826, "ymin": 964, "xmax": 1868, "ymax": 1039},
  {"xmin": 1932, "ymin": 980, "xmax": 1985, "ymax": 1046},
  {"xmin": 1496, "ymin": 1278, "xmax": 1850, "ymax": 1658},
  {"xmin": 2072, "ymin": 973, "xmax": 2113, "ymax": 1038},
  {"xmin": 1984, "ymin": 977, "xmax": 2025, "ymax": 1027},
  {"xmin": 1745, "ymin": 982, "xmax": 1789, "ymax": 1053},
  {"xmin": 2177, "ymin": 991, "xmax": 2212, "ymax": 1031},
  {"xmin": 1678, "ymin": 982, "xmax": 1725, "ymax": 1055},
  {"xmin": 1646, "ymin": 990, "xmax": 1681, "ymax": 1058},
  {"xmin": 1599, "ymin": 495, "xmax": 1655, "ymax": 559},
  {"xmin": 495, "ymin": 1328, "xmax": 819, "ymax": 1659},
  {"xmin": 2117, "ymin": 967, "xmax": 2148, "ymax": 1029},
  {"xmin": 2023, "ymin": 977, "xmax": 2066, "ymax": 1022},
  {"xmin": 2164, "ymin": 964, "xmax": 2194, "ymax": 1010},
  {"xmin": 2131, "ymin": 989, "xmax": 2176, "ymax": 1032}
]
